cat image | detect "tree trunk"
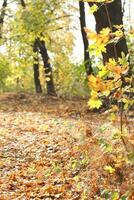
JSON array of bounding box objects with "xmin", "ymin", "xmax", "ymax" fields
[
  {"xmin": 33, "ymin": 39, "xmax": 42, "ymax": 93},
  {"xmin": 0, "ymin": 0, "xmax": 7, "ymax": 39},
  {"xmin": 79, "ymin": 1, "xmax": 92, "ymax": 75},
  {"xmin": 20, "ymin": 0, "xmax": 56, "ymax": 95},
  {"xmin": 88, "ymin": 0, "xmax": 128, "ymax": 64},
  {"xmin": 20, "ymin": 0, "xmax": 25, "ymax": 7},
  {"xmin": 37, "ymin": 39, "xmax": 56, "ymax": 96},
  {"xmin": 20, "ymin": 0, "xmax": 42, "ymax": 93}
]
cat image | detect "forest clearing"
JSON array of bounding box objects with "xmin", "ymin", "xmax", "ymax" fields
[{"xmin": 0, "ymin": 0, "xmax": 134, "ymax": 199}]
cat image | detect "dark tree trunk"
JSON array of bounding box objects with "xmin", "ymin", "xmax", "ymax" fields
[
  {"xmin": 20, "ymin": 0, "xmax": 26, "ymax": 7},
  {"xmin": 20, "ymin": 0, "xmax": 42, "ymax": 93},
  {"xmin": 88, "ymin": 0, "xmax": 128, "ymax": 64},
  {"xmin": 33, "ymin": 40, "xmax": 42, "ymax": 93},
  {"xmin": 79, "ymin": 1, "xmax": 92, "ymax": 75},
  {"xmin": 0, "ymin": 0, "xmax": 7, "ymax": 39},
  {"xmin": 20, "ymin": 0, "xmax": 56, "ymax": 95},
  {"xmin": 37, "ymin": 39, "xmax": 56, "ymax": 96}
]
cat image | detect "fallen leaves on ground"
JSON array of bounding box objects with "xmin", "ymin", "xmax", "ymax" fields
[{"xmin": 0, "ymin": 93, "xmax": 133, "ymax": 199}]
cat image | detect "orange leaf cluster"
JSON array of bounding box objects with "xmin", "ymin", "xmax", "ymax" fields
[
  {"xmin": 85, "ymin": 28, "xmax": 110, "ymax": 46},
  {"xmin": 106, "ymin": 59, "xmax": 129, "ymax": 75},
  {"xmin": 88, "ymin": 74, "xmax": 106, "ymax": 92}
]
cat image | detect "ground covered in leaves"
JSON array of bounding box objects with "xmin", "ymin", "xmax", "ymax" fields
[{"xmin": 0, "ymin": 93, "xmax": 134, "ymax": 200}]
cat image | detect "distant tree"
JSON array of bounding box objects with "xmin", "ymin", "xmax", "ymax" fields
[
  {"xmin": 37, "ymin": 39, "xmax": 56, "ymax": 96},
  {"xmin": 79, "ymin": 1, "xmax": 92, "ymax": 76},
  {"xmin": 20, "ymin": 0, "xmax": 25, "ymax": 7},
  {"xmin": 33, "ymin": 39, "xmax": 42, "ymax": 93},
  {"xmin": 0, "ymin": 0, "xmax": 76, "ymax": 95},
  {"xmin": 20, "ymin": 0, "xmax": 42, "ymax": 93},
  {"xmin": 20, "ymin": 0, "xmax": 56, "ymax": 95},
  {"xmin": 0, "ymin": 0, "xmax": 7, "ymax": 39}
]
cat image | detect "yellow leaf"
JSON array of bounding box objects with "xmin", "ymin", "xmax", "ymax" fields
[
  {"xmin": 88, "ymin": 98, "xmax": 102, "ymax": 109},
  {"xmin": 110, "ymin": 113, "xmax": 117, "ymax": 121},
  {"xmin": 104, "ymin": 165, "xmax": 115, "ymax": 174},
  {"xmin": 91, "ymin": 90, "xmax": 98, "ymax": 98},
  {"xmin": 89, "ymin": 4, "xmax": 98, "ymax": 14}
]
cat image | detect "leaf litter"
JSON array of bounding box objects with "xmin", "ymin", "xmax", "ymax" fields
[{"xmin": 0, "ymin": 93, "xmax": 133, "ymax": 200}]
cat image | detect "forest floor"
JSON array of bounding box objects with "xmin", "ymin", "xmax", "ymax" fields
[{"xmin": 0, "ymin": 93, "xmax": 134, "ymax": 200}]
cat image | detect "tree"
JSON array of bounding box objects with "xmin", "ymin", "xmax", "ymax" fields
[
  {"xmin": 36, "ymin": 39, "xmax": 56, "ymax": 96},
  {"xmin": 20, "ymin": 0, "xmax": 25, "ymax": 8},
  {"xmin": 20, "ymin": 0, "xmax": 56, "ymax": 95},
  {"xmin": 79, "ymin": 1, "xmax": 92, "ymax": 75},
  {"xmin": 20, "ymin": 0, "xmax": 42, "ymax": 93},
  {"xmin": 33, "ymin": 39, "xmax": 42, "ymax": 93},
  {"xmin": 0, "ymin": 0, "xmax": 10, "ymax": 91},
  {"xmin": 0, "ymin": 0, "xmax": 7, "ymax": 39},
  {"xmin": 88, "ymin": 0, "xmax": 128, "ymax": 64}
]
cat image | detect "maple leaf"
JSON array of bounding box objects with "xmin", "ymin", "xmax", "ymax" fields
[{"xmin": 88, "ymin": 74, "xmax": 106, "ymax": 91}]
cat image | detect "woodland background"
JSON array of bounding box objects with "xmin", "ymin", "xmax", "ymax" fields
[{"xmin": 0, "ymin": 0, "xmax": 134, "ymax": 199}]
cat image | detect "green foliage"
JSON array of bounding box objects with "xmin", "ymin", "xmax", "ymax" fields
[
  {"xmin": 0, "ymin": 0, "xmax": 81, "ymax": 95},
  {"xmin": 100, "ymin": 189, "xmax": 130, "ymax": 200},
  {"xmin": 99, "ymin": 138, "xmax": 113, "ymax": 153},
  {"xmin": 0, "ymin": 54, "xmax": 10, "ymax": 92},
  {"xmin": 54, "ymin": 61, "xmax": 89, "ymax": 97}
]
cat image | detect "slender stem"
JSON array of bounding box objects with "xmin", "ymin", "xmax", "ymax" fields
[
  {"xmin": 104, "ymin": 3, "xmax": 129, "ymax": 153},
  {"xmin": 120, "ymin": 100, "xmax": 123, "ymax": 135},
  {"xmin": 122, "ymin": 0, "xmax": 126, "ymax": 18},
  {"xmin": 104, "ymin": 4, "xmax": 118, "ymax": 61},
  {"xmin": 120, "ymin": 87, "xmax": 129, "ymax": 152},
  {"xmin": 124, "ymin": 113, "xmax": 131, "ymax": 134}
]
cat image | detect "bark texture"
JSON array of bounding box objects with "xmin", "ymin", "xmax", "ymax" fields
[
  {"xmin": 79, "ymin": 1, "xmax": 92, "ymax": 75},
  {"xmin": 33, "ymin": 40, "xmax": 42, "ymax": 93},
  {"xmin": 20, "ymin": 0, "xmax": 26, "ymax": 7},
  {"xmin": 88, "ymin": 0, "xmax": 128, "ymax": 64},
  {"xmin": 37, "ymin": 39, "xmax": 56, "ymax": 96},
  {"xmin": 0, "ymin": 0, "xmax": 7, "ymax": 39},
  {"xmin": 20, "ymin": 0, "xmax": 56, "ymax": 95}
]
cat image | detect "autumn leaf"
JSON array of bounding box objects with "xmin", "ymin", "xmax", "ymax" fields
[
  {"xmin": 88, "ymin": 74, "xmax": 106, "ymax": 91},
  {"xmin": 88, "ymin": 98, "xmax": 102, "ymax": 109},
  {"xmin": 104, "ymin": 165, "xmax": 115, "ymax": 174},
  {"xmin": 89, "ymin": 4, "xmax": 98, "ymax": 14}
]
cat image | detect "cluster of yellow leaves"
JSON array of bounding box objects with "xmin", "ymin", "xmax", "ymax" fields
[
  {"xmin": 88, "ymin": 75, "xmax": 110, "ymax": 109},
  {"xmin": 85, "ymin": 26, "xmax": 124, "ymax": 55},
  {"xmin": 88, "ymin": 57, "xmax": 129, "ymax": 109},
  {"xmin": 85, "ymin": 28, "xmax": 110, "ymax": 55},
  {"xmin": 110, "ymin": 28, "xmax": 124, "ymax": 43},
  {"xmin": 85, "ymin": 22, "xmax": 130, "ymax": 110},
  {"xmin": 88, "ymin": 75, "xmax": 106, "ymax": 92},
  {"xmin": 89, "ymin": 4, "xmax": 98, "ymax": 13},
  {"xmin": 106, "ymin": 58, "xmax": 129, "ymax": 75}
]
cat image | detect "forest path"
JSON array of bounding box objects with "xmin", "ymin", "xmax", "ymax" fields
[{"xmin": 0, "ymin": 93, "xmax": 133, "ymax": 199}]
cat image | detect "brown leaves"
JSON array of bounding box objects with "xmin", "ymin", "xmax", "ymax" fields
[{"xmin": 0, "ymin": 93, "xmax": 133, "ymax": 199}]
